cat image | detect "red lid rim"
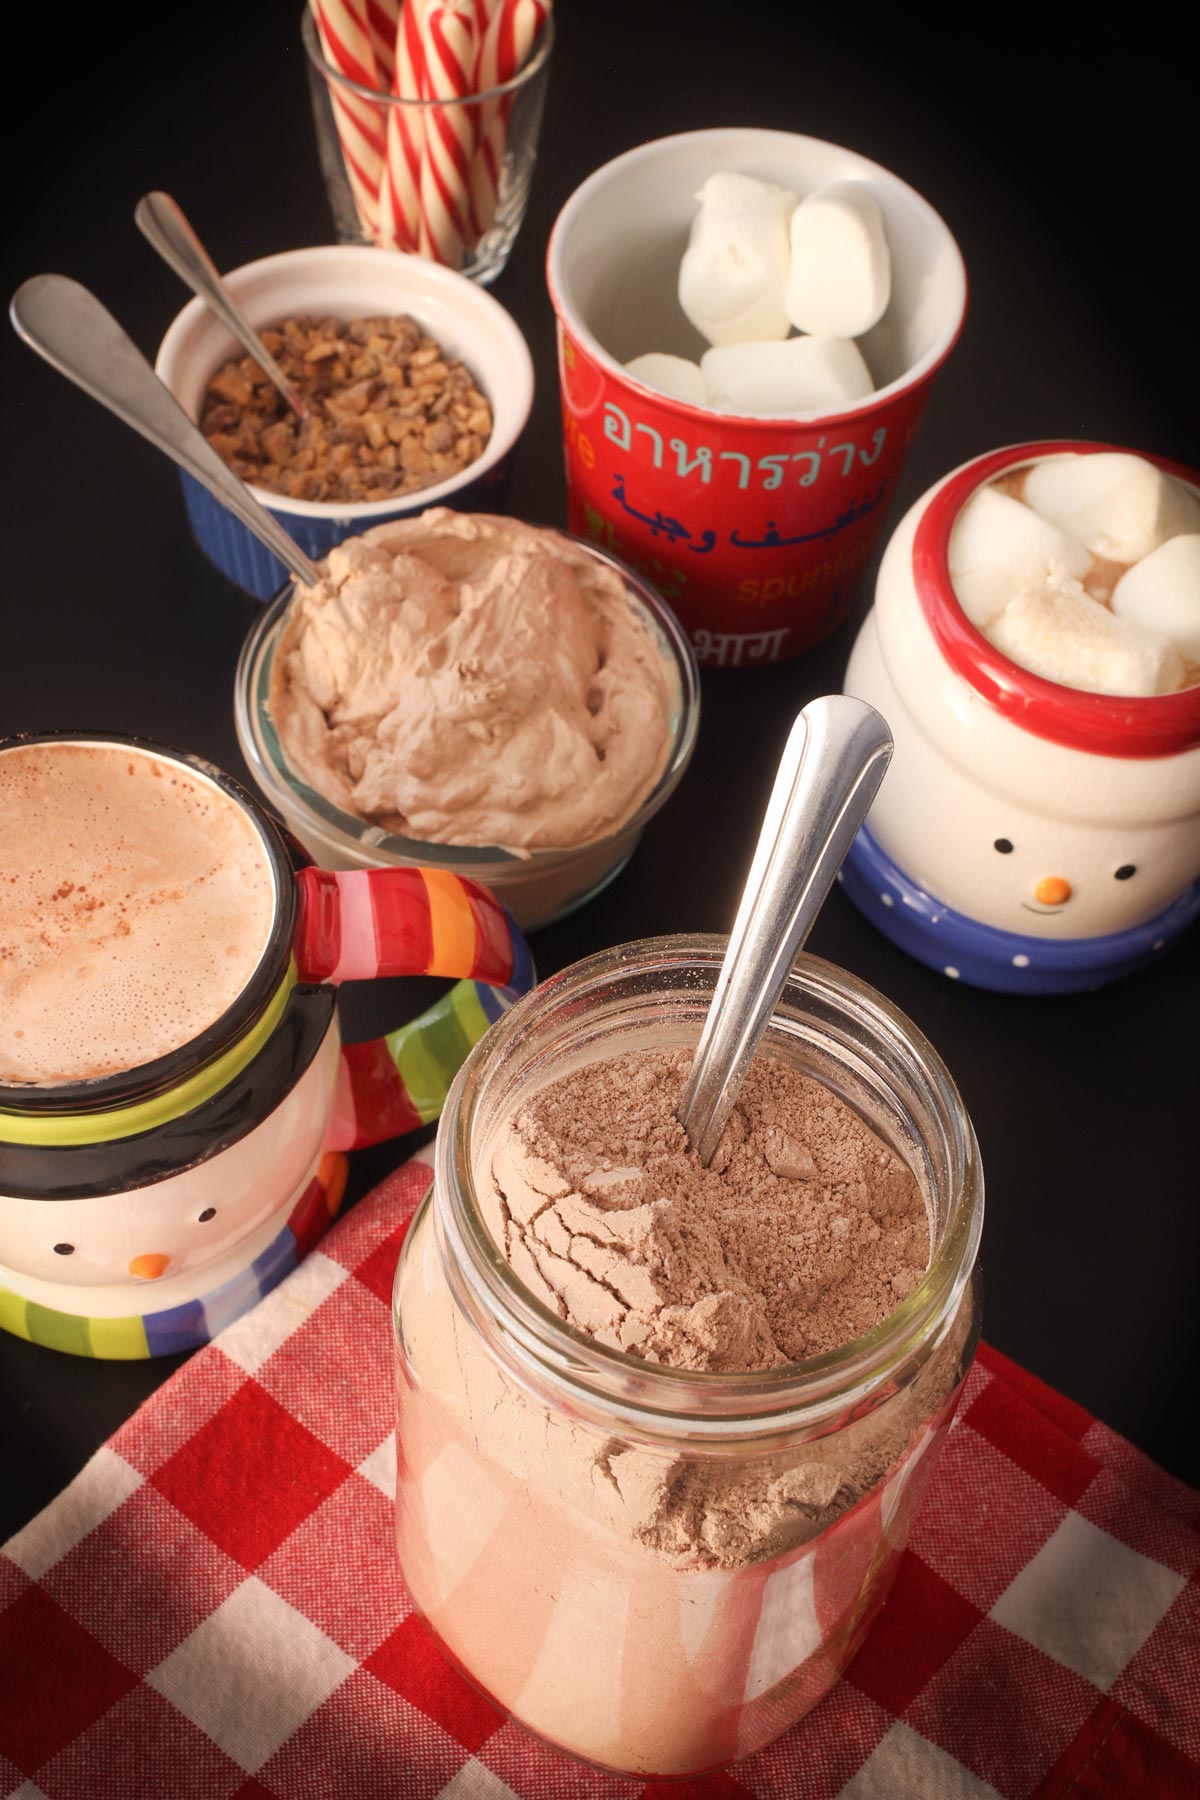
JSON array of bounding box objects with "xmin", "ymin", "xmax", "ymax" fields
[{"xmin": 911, "ymin": 440, "xmax": 1200, "ymax": 760}]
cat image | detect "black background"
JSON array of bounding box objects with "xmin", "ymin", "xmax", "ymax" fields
[{"xmin": 1, "ymin": 3, "xmax": 1197, "ymax": 1540}]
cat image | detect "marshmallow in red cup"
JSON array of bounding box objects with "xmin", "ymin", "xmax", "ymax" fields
[
  {"xmin": 0, "ymin": 733, "xmax": 532, "ymax": 1358},
  {"xmin": 392, "ymin": 939, "xmax": 982, "ymax": 1775},
  {"xmin": 546, "ymin": 128, "xmax": 966, "ymax": 669},
  {"xmin": 841, "ymin": 442, "xmax": 1200, "ymax": 993}
]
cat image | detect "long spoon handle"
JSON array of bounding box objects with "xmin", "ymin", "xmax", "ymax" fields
[
  {"xmin": 134, "ymin": 192, "xmax": 307, "ymax": 421},
  {"xmin": 9, "ymin": 274, "xmax": 320, "ymax": 589},
  {"xmin": 678, "ymin": 694, "xmax": 893, "ymax": 1165}
]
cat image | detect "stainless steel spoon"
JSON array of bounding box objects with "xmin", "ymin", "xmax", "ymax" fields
[
  {"xmin": 9, "ymin": 274, "xmax": 320, "ymax": 589},
  {"xmin": 135, "ymin": 192, "xmax": 307, "ymax": 421},
  {"xmin": 678, "ymin": 694, "xmax": 893, "ymax": 1165}
]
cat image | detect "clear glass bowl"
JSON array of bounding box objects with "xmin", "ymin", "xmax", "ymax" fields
[{"xmin": 233, "ymin": 541, "xmax": 701, "ymax": 931}]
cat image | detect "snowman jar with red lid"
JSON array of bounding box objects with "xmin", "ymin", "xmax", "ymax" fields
[{"xmin": 842, "ymin": 441, "xmax": 1200, "ymax": 993}]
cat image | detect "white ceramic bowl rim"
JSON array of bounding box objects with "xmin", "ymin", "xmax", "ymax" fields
[
  {"xmin": 236, "ymin": 534, "xmax": 702, "ymax": 867},
  {"xmin": 546, "ymin": 126, "xmax": 968, "ymax": 431},
  {"xmin": 155, "ymin": 245, "xmax": 535, "ymax": 521}
]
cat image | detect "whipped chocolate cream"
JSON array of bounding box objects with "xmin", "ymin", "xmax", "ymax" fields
[{"xmin": 270, "ymin": 510, "xmax": 678, "ymax": 853}]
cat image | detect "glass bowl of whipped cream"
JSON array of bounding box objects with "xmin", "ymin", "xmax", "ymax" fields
[{"xmin": 233, "ymin": 509, "xmax": 701, "ymax": 930}]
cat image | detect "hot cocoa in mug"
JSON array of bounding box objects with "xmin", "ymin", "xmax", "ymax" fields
[{"xmin": 0, "ymin": 734, "xmax": 532, "ymax": 1358}]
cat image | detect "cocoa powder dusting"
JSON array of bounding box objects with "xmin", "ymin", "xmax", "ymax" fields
[{"xmin": 482, "ymin": 1047, "xmax": 930, "ymax": 1371}]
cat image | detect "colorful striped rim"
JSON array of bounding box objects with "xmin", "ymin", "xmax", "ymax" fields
[
  {"xmin": 331, "ymin": 931, "xmax": 535, "ymax": 1151},
  {"xmin": 294, "ymin": 865, "xmax": 536, "ymax": 1152},
  {"xmin": 0, "ymin": 964, "xmax": 299, "ymax": 1149},
  {"xmin": 0, "ymin": 1154, "xmax": 348, "ymax": 1359},
  {"xmin": 912, "ymin": 442, "xmax": 1200, "ymax": 760},
  {"xmin": 295, "ymin": 866, "xmax": 522, "ymax": 987}
]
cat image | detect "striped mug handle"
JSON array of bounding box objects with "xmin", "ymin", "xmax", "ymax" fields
[{"xmin": 294, "ymin": 867, "xmax": 534, "ymax": 1150}]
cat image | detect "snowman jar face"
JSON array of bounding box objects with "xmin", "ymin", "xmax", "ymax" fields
[
  {"xmin": 0, "ymin": 734, "xmax": 531, "ymax": 1358},
  {"xmin": 842, "ymin": 442, "xmax": 1200, "ymax": 993}
]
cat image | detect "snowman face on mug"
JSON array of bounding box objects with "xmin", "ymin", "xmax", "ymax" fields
[
  {"xmin": 874, "ymin": 720, "xmax": 1200, "ymax": 936},
  {"xmin": 0, "ymin": 1175, "xmax": 288, "ymax": 1292},
  {"xmin": 918, "ymin": 793, "xmax": 1189, "ymax": 938},
  {"xmin": 982, "ymin": 828, "xmax": 1148, "ymax": 935}
]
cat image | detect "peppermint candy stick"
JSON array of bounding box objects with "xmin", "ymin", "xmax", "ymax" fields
[{"xmin": 310, "ymin": 0, "xmax": 385, "ymax": 238}]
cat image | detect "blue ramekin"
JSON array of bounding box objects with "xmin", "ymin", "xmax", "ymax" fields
[{"xmin": 155, "ymin": 245, "xmax": 534, "ymax": 598}]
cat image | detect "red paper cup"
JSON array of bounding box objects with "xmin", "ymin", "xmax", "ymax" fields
[{"xmin": 547, "ymin": 129, "xmax": 967, "ymax": 669}]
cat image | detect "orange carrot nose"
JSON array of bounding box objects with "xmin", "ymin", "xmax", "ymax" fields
[
  {"xmin": 129, "ymin": 1253, "xmax": 170, "ymax": 1280},
  {"xmin": 1034, "ymin": 876, "xmax": 1072, "ymax": 906}
]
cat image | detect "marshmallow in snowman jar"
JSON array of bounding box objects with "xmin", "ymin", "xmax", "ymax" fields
[{"xmin": 841, "ymin": 442, "xmax": 1200, "ymax": 993}]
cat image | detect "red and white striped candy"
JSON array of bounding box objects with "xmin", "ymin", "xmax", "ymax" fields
[
  {"xmin": 418, "ymin": 1, "xmax": 481, "ymax": 268},
  {"xmin": 313, "ymin": 0, "xmax": 380, "ymax": 87},
  {"xmin": 364, "ymin": 0, "xmax": 401, "ymax": 88},
  {"xmin": 376, "ymin": 0, "xmax": 427, "ymax": 252},
  {"xmin": 470, "ymin": 0, "xmax": 548, "ymax": 239},
  {"xmin": 310, "ymin": 0, "xmax": 386, "ymax": 238}
]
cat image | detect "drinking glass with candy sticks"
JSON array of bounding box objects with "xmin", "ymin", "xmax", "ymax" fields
[{"xmin": 303, "ymin": 0, "xmax": 555, "ymax": 283}]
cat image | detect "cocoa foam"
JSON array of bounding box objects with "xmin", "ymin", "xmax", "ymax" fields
[{"xmin": 0, "ymin": 742, "xmax": 277, "ymax": 1087}]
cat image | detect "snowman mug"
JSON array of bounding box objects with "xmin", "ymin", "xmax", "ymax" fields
[
  {"xmin": 0, "ymin": 733, "xmax": 533, "ymax": 1358},
  {"xmin": 842, "ymin": 441, "xmax": 1200, "ymax": 993}
]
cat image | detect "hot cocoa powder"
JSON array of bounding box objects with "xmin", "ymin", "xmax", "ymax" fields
[{"xmin": 479, "ymin": 1047, "xmax": 930, "ymax": 1371}]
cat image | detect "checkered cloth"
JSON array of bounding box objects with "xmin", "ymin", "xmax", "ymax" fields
[{"xmin": 3, "ymin": 1154, "xmax": 1197, "ymax": 1800}]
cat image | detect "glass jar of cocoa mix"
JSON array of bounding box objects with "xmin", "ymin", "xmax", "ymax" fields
[
  {"xmin": 0, "ymin": 733, "xmax": 531, "ymax": 1360},
  {"xmin": 393, "ymin": 937, "xmax": 982, "ymax": 1777}
]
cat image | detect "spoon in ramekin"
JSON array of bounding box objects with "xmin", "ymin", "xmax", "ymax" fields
[
  {"xmin": 134, "ymin": 191, "xmax": 307, "ymax": 422},
  {"xmin": 10, "ymin": 274, "xmax": 320, "ymax": 589}
]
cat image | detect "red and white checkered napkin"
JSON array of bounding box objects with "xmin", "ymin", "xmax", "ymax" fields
[{"xmin": 3, "ymin": 1154, "xmax": 1199, "ymax": 1800}]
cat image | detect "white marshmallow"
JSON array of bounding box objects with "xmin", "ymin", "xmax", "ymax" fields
[
  {"xmin": 785, "ymin": 181, "xmax": 891, "ymax": 338},
  {"xmin": 678, "ymin": 172, "xmax": 796, "ymax": 348},
  {"xmin": 986, "ymin": 575, "xmax": 1184, "ymax": 696},
  {"xmin": 701, "ymin": 335, "xmax": 874, "ymax": 418},
  {"xmin": 949, "ymin": 486, "xmax": 1091, "ymax": 628},
  {"xmin": 1022, "ymin": 453, "xmax": 1200, "ymax": 564},
  {"xmin": 1111, "ymin": 533, "xmax": 1200, "ymax": 664},
  {"xmin": 624, "ymin": 352, "xmax": 707, "ymax": 406}
]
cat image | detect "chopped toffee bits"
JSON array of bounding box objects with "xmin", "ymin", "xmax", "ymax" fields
[{"xmin": 200, "ymin": 313, "xmax": 494, "ymax": 504}]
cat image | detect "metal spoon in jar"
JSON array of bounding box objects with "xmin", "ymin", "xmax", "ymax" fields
[
  {"xmin": 135, "ymin": 192, "xmax": 307, "ymax": 422},
  {"xmin": 9, "ymin": 274, "xmax": 320, "ymax": 589},
  {"xmin": 678, "ymin": 694, "xmax": 894, "ymax": 1165}
]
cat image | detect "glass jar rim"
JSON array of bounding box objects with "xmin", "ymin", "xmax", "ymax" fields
[
  {"xmin": 912, "ymin": 440, "xmax": 1200, "ymax": 760},
  {"xmin": 429, "ymin": 936, "xmax": 984, "ymax": 1441},
  {"xmin": 234, "ymin": 536, "xmax": 702, "ymax": 870},
  {"xmin": 300, "ymin": 6, "xmax": 555, "ymax": 110},
  {"xmin": 0, "ymin": 732, "xmax": 297, "ymax": 1118}
]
